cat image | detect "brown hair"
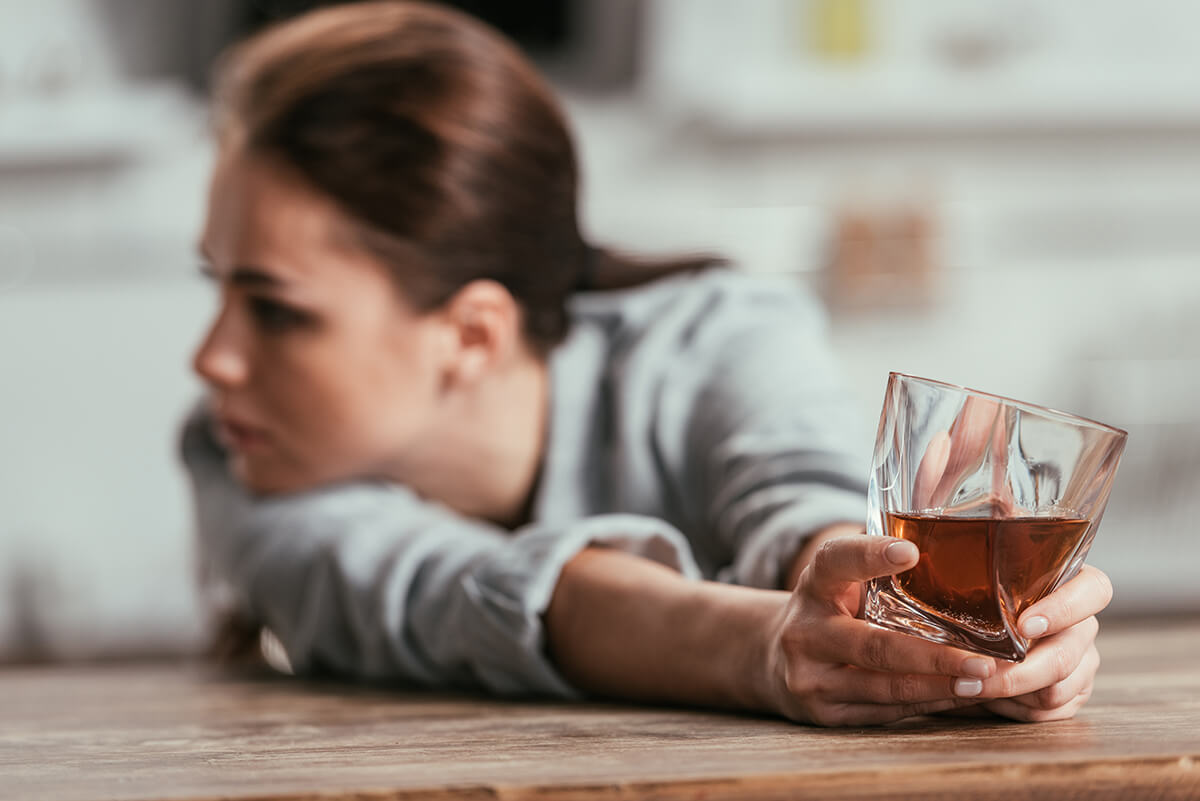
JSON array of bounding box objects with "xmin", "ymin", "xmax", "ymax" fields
[{"xmin": 212, "ymin": 1, "xmax": 720, "ymax": 355}]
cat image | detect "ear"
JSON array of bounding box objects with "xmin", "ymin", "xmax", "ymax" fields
[{"xmin": 440, "ymin": 279, "xmax": 522, "ymax": 386}]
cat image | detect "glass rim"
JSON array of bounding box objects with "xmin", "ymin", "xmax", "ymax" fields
[{"xmin": 889, "ymin": 372, "xmax": 1129, "ymax": 439}]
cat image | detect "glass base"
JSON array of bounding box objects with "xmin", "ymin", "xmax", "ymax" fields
[{"xmin": 864, "ymin": 577, "xmax": 1029, "ymax": 662}]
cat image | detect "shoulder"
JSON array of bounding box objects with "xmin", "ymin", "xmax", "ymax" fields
[{"xmin": 567, "ymin": 266, "xmax": 827, "ymax": 357}]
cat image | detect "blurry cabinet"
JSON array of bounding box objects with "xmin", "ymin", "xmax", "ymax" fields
[{"xmin": 642, "ymin": 0, "xmax": 1200, "ymax": 136}]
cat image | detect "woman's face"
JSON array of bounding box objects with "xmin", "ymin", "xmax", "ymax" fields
[{"xmin": 194, "ymin": 149, "xmax": 448, "ymax": 494}]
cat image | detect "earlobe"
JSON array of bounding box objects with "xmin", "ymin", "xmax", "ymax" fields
[{"xmin": 456, "ymin": 344, "xmax": 490, "ymax": 384}]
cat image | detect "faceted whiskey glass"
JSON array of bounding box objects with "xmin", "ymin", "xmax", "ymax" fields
[{"xmin": 863, "ymin": 373, "xmax": 1127, "ymax": 661}]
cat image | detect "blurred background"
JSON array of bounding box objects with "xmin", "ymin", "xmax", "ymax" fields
[{"xmin": 1, "ymin": 0, "xmax": 1197, "ymax": 663}]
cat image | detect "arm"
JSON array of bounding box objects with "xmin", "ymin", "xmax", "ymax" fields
[
  {"xmin": 546, "ymin": 535, "xmax": 1000, "ymax": 725},
  {"xmin": 182, "ymin": 398, "xmax": 990, "ymax": 724},
  {"xmin": 545, "ymin": 548, "xmax": 780, "ymax": 711},
  {"xmin": 545, "ymin": 532, "xmax": 1110, "ymax": 727},
  {"xmin": 182, "ymin": 399, "xmax": 1104, "ymax": 725},
  {"xmin": 180, "ymin": 401, "xmax": 703, "ymax": 695}
]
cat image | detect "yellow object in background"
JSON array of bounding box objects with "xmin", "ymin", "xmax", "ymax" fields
[{"xmin": 807, "ymin": 0, "xmax": 870, "ymax": 61}]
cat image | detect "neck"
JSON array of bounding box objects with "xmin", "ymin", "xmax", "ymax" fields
[{"xmin": 398, "ymin": 352, "xmax": 550, "ymax": 529}]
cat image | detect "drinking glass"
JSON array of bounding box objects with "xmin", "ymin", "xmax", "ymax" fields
[{"xmin": 863, "ymin": 373, "xmax": 1127, "ymax": 661}]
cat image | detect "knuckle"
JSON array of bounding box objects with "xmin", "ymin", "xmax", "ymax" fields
[
  {"xmin": 1090, "ymin": 568, "xmax": 1115, "ymax": 607},
  {"xmin": 1055, "ymin": 594, "xmax": 1076, "ymax": 627},
  {"xmin": 891, "ymin": 673, "xmax": 921, "ymax": 704},
  {"xmin": 934, "ymin": 649, "xmax": 960, "ymax": 676},
  {"xmin": 783, "ymin": 665, "xmax": 816, "ymax": 699},
  {"xmin": 996, "ymin": 669, "xmax": 1021, "ymax": 698},
  {"xmin": 1052, "ymin": 644, "xmax": 1076, "ymax": 683},
  {"xmin": 809, "ymin": 673, "xmax": 837, "ymax": 699},
  {"xmin": 859, "ymin": 633, "xmax": 890, "ymax": 670},
  {"xmin": 1035, "ymin": 682, "xmax": 1069, "ymax": 710},
  {"xmin": 811, "ymin": 540, "xmax": 841, "ymax": 577},
  {"xmin": 779, "ymin": 622, "xmax": 809, "ymax": 656},
  {"xmin": 906, "ymin": 700, "xmax": 949, "ymax": 719},
  {"xmin": 782, "ymin": 666, "xmax": 800, "ymax": 696}
]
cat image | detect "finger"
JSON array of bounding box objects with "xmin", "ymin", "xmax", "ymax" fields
[
  {"xmin": 1011, "ymin": 644, "xmax": 1099, "ymax": 710},
  {"xmin": 930, "ymin": 397, "xmax": 1002, "ymax": 507},
  {"xmin": 983, "ymin": 685, "xmax": 1093, "ymax": 723},
  {"xmin": 931, "ymin": 705, "xmax": 995, "ymax": 720},
  {"xmin": 801, "ymin": 534, "xmax": 920, "ymax": 602},
  {"xmin": 806, "ymin": 697, "xmax": 983, "ymax": 728},
  {"xmin": 913, "ymin": 430, "xmax": 951, "ymax": 510},
  {"xmin": 822, "ymin": 666, "xmax": 965, "ymax": 705},
  {"xmin": 978, "ymin": 616, "xmax": 1097, "ymax": 699},
  {"xmin": 816, "ymin": 616, "xmax": 996, "ymax": 680},
  {"xmin": 1016, "ymin": 565, "xmax": 1113, "ymax": 640}
]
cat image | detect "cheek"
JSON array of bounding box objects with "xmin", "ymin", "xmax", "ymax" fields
[
  {"xmin": 261, "ymin": 336, "xmax": 441, "ymax": 481},
  {"xmin": 339, "ymin": 353, "xmax": 442, "ymax": 458}
]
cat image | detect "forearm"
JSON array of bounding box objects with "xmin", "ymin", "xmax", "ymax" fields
[{"xmin": 544, "ymin": 547, "xmax": 784, "ymax": 713}]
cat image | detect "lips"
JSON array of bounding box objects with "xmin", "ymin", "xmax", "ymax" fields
[{"xmin": 212, "ymin": 414, "xmax": 267, "ymax": 451}]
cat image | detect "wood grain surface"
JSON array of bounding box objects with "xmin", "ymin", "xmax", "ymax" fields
[{"xmin": 0, "ymin": 617, "xmax": 1197, "ymax": 801}]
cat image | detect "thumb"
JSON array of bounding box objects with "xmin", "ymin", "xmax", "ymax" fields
[{"xmin": 800, "ymin": 534, "xmax": 919, "ymax": 602}]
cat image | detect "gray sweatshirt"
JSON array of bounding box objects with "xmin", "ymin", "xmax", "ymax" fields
[{"xmin": 180, "ymin": 268, "xmax": 868, "ymax": 697}]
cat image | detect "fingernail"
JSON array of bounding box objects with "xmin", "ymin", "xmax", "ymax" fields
[
  {"xmin": 1021, "ymin": 616, "xmax": 1049, "ymax": 638},
  {"xmin": 954, "ymin": 678, "xmax": 983, "ymax": 697},
  {"xmin": 961, "ymin": 657, "xmax": 993, "ymax": 679},
  {"xmin": 885, "ymin": 540, "xmax": 918, "ymax": 565}
]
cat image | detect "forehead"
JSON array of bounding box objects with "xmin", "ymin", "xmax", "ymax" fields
[{"xmin": 202, "ymin": 148, "xmax": 380, "ymax": 289}]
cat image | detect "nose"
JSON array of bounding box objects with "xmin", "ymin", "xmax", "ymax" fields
[{"xmin": 192, "ymin": 302, "xmax": 251, "ymax": 389}]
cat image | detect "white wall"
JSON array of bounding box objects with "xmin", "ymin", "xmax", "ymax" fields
[{"xmin": 0, "ymin": 278, "xmax": 213, "ymax": 659}]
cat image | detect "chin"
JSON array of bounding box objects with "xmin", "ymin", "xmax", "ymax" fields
[
  {"xmin": 230, "ymin": 455, "xmax": 308, "ymax": 497},
  {"xmin": 232, "ymin": 453, "xmax": 355, "ymax": 497}
]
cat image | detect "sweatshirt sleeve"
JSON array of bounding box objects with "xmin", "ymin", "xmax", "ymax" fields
[
  {"xmin": 661, "ymin": 278, "xmax": 869, "ymax": 590},
  {"xmin": 179, "ymin": 401, "xmax": 701, "ymax": 697}
]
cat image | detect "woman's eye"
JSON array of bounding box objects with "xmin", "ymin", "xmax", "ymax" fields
[{"xmin": 248, "ymin": 296, "xmax": 309, "ymax": 333}]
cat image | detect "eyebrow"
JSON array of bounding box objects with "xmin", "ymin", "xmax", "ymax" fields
[{"xmin": 197, "ymin": 243, "xmax": 289, "ymax": 289}]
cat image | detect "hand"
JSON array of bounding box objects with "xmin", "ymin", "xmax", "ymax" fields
[
  {"xmin": 972, "ymin": 565, "xmax": 1112, "ymax": 722},
  {"xmin": 908, "ymin": 395, "xmax": 1113, "ymax": 721},
  {"xmin": 912, "ymin": 395, "xmax": 1008, "ymax": 511},
  {"xmin": 763, "ymin": 534, "xmax": 997, "ymax": 726}
]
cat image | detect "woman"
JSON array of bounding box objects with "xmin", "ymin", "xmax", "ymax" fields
[{"xmin": 181, "ymin": 1, "xmax": 1111, "ymax": 726}]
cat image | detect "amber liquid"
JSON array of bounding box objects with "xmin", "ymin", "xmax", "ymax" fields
[{"xmin": 886, "ymin": 512, "xmax": 1090, "ymax": 634}]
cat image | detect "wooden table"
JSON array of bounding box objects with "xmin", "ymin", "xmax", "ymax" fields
[{"xmin": 1, "ymin": 617, "xmax": 1197, "ymax": 801}]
